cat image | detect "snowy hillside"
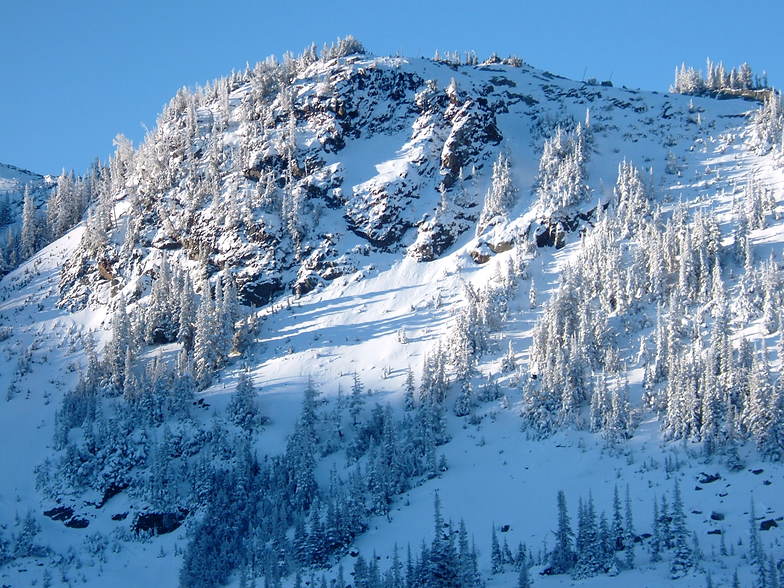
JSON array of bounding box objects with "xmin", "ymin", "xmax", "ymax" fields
[
  {"xmin": 0, "ymin": 161, "xmax": 55, "ymax": 230},
  {"xmin": 0, "ymin": 162, "xmax": 47, "ymax": 194},
  {"xmin": 1, "ymin": 39, "xmax": 784, "ymax": 588}
]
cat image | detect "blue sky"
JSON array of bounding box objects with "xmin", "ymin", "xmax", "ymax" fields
[{"xmin": 2, "ymin": 0, "xmax": 782, "ymax": 175}]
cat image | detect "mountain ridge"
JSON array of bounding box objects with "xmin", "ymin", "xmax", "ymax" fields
[{"xmin": 1, "ymin": 41, "xmax": 783, "ymax": 587}]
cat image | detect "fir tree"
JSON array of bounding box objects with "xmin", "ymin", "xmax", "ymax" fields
[
  {"xmin": 227, "ymin": 370, "xmax": 260, "ymax": 431},
  {"xmin": 670, "ymin": 481, "xmax": 692, "ymax": 579},
  {"xmin": 477, "ymin": 152, "xmax": 516, "ymax": 234},
  {"xmin": 623, "ymin": 484, "xmax": 635, "ymax": 569},
  {"xmin": 550, "ymin": 490, "xmax": 575, "ymax": 574},
  {"xmin": 517, "ymin": 563, "xmax": 531, "ymax": 588},
  {"xmin": 491, "ymin": 526, "xmax": 503, "ymax": 574},
  {"xmin": 403, "ymin": 368, "xmax": 416, "ymax": 411}
]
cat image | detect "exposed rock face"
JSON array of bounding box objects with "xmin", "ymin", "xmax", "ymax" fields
[
  {"xmin": 57, "ymin": 53, "xmax": 718, "ymax": 313},
  {"xmin": 43, "ymin": 506, "xmax": 73, "ymax": 521},
  {"xmin": 133, "ymin": 510, "xmax": 188, "ymax": 535},
  {"xmin": 58, "ymin": 56, "xmax": 512, "ymax": 310}
]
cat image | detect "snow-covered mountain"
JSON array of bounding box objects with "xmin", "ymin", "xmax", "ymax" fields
[
  {"xmin": 0, "ymin": 161, "xmax": 54, "ymax": 228},
  {"xmin": 1, "ymin": 39, "xmax": 784, "ymax": 587},
  {"xmin": 0, "ymin": 162, "xmax": 50, "ymax": 194}
]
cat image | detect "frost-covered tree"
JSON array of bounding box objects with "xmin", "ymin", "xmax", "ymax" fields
[
  {"xmin": 751, "ymin": 92, "xmax": 783, "ymax": 155},
  {"xmin": 104, "ymin": 297, "xmax": 132, "ymax": 394},
  {"xmin": 20, "ymin": 187, "xmax": 42, "ymax": 259},
  {"xmin": 670, "ymin": 481, "xmax": 692, "ymax": 579},
  {"xmin": 535, "ymin": 124, "xmax": 589, "ymax": 217},
  {"xmin": 349, "ymin": 371, "xmax": 365, "ymax": 426},
  {"xmin": 177, "ymin": 274, "xmax": 197, "ymax": 352},
  {"xmin": 193, "ymin": 285, "xmax": 219, "ymax": 388},
  {"xmin": 550, "ymin": 490, "xmax": 576, "ymax": 573},
  {"xmin": 573, "ymin": 494, "xmax": 603, "ymax": 578},
  {"xmin": 228, "ymin": 370, "xmax": 261, "ymax": 431},
  {"xmin": 403, "ymin": 367, "xmax": 416, "ymax": 411},
  {"xmin": 477, "ymin": 152, "xmax": 516, "ymax": 234}
]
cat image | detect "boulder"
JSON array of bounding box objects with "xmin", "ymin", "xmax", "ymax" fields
[{"xmin": 133, "ymin": 510, "xmax": 189, "ymax": 536}]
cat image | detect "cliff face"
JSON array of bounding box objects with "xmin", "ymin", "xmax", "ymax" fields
[{"xmin": 57, "ymin": 50, "xmax": 745, "ymax": 314}]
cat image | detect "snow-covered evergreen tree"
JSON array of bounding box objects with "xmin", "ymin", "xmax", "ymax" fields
[
  {"xmin": 228, "ymin": 370, "xmax": 261, "ymax": 431},
  {"xmin": 477, "ymin": 152, "xmax": 516, "ymax": 235}
]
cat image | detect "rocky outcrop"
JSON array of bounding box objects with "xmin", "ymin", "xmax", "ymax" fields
[{"xmin": 133, "ymin": 510, "xmax": 188, "ymax": 535}]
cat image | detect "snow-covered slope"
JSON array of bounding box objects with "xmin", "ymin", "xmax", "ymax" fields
[
  {"xmin": 0, "ymin": 162, "xmax": 48, "ymax": 194},
  {"xmin": 0, "ymin": 161, "xmax": 55, "ymax": 231},
  {"xmin": 2, "ymin": 42, "xmax": 784, "ymax": 587}
]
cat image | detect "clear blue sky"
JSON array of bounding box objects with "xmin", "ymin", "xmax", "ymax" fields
[{"xmin": 3, "ymin": 0, "xmax": 782, "ymax": 175}]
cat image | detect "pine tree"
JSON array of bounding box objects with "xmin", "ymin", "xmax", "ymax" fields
[
  {"xmin": 20, "ymin": 186, "xmax": 41, "ymax": 259},
  {"xmin": 428, "ymin": 492, "xmax": 459, "ymax": 587},
  {"xmin": 550, "ymin": 490, "xmax": 575, "ymax": 574},
  {"xmin": 477, "ymin": 152, "xmax": 516, "ymax": 235},
  {"xmin": 501, "ymin": 340, "xmax": 517, "ymax": 373},
  {"xmin": 177, "ymin": 274, "xmax": 197, "ymax": 353},
  {"xmin": 105, "ymin": 297, "xmax": 132, "ymax": 394},
  {"xmin": 193, "ymin": 284, "xmax": 219, "ymax": 389},
  {"xmin": 623, "ymin": 485, "xmax": 635, "ymax": 569},
  {"xmin": 403, "ymin": 368, "xmax": 416, "ymax": 411},
  {"xmin": 650, "ymin": 496, "xmax": 662, "ymax": 562},
  {"xmin": 453, "ymin": 380, "xmax": 473, "ymax": 417},
  {"xmin": 491, "ymin": 526, "xmax": 503, "ymax": 574},
  {"xmin": 227, "ymin": 370, "xmax": 260, "ymax": 431},
  {"xmin": 670, "ymin": 481, "xmax": 692, "ymax": 579},
  {"xmin": 573, "ymin": 494, "xmax": 602, "ymax": 578},
  {"xmin": 349, "ymin": 371, "xmax": 365, "ymax": 427},
  {"xmin": 535, "ymin": 124, "xmax": 589, "ymax": 217},
  {"xmin": 748, "ymin": 499, "xmax": 767, "ymax": 588},
  {"xmin": 517, "ymin": 563, "xmax": 531, "ymax": 588}
]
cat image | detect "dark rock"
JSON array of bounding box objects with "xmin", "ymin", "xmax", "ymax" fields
[
  {"xmin": 409, "ymin": 214, "xmax": 471, "ymax": 262},
  {"xmin": 487, "ymin": 240, "xmax": 513, "ymax": 254},
  {"xmin": 760, "ymin": 519, "xmax": 778, "ymax": 531},
  {"xmin": 503, "ymin": 92, "xmax": 538, "ymax": 107},
  {"xmin": 133, "ymin": 509, "xmax": 188, "ymax": 536},
  {"xmin": 500, "ymin": 524, "xmax": 510, "ymax": 533},
  {"xmin": 294, "ymin": 274, "xmax": 320, "ymax": 297},
  {"xmin": 321, "ymin": 265, "xmax": 345, "ymax": 281},
  {"xmin": 695, "ymin": 486, "xmax": 703, "ymax": 491},
  {"xmin": 470, "ymin": 248, "xmax": 492, "ymax": 264},
  {"xmin": 752, "ymin": 469, "xmax": 764, "ymax": 475},
  {"xmin": 698, "ymin": 472, "xmax": 721, "ymax": 484},
  {"xmin": 710, "ymin": 512, "xmax": 725, "ymax": 521},
  {"xmin": 111, "ymin": 513, "xmax": 128, "ymax": 521},
  {"xmin": 238, "ymin": 278, "xmax": 282, "ymax": 307},
  {"xmin": 155, "ymin": 238, "xmax": 182, "ymax": 251},
  {"xmin": 535, "ymin": 222, "xmax": 567, "ymax": 249},
  {"xmin": 97, "ymin": 482, "xmax": 128, "ymax": 509},
  {"xmin": 764, "ymin": 480, "xmax": 772, "ymax": 486},
  {"xmin": 691, "ymin": 510, "xmax": 703, "ymax": 515},
  {"xmin": 243, "ymin": 168, "xmax": 263, "ymax": 181},
  {"xmin": 707, "ymin": 529, "xmax": 722, "ymax": 535},
  {"xmin": 44, "ymin": 506, "xmax": 73, "ymax": 522},
  {"xmin": 490, "ymin": 77, "xmax": 516, "ymax": 88},
  {"xmin": 150, "ymin": 327, "xmax": 173, "ymax": 345},
  {"xmin": 65, "ymin": 518, "xmax": 89, "ymax": 529}
]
